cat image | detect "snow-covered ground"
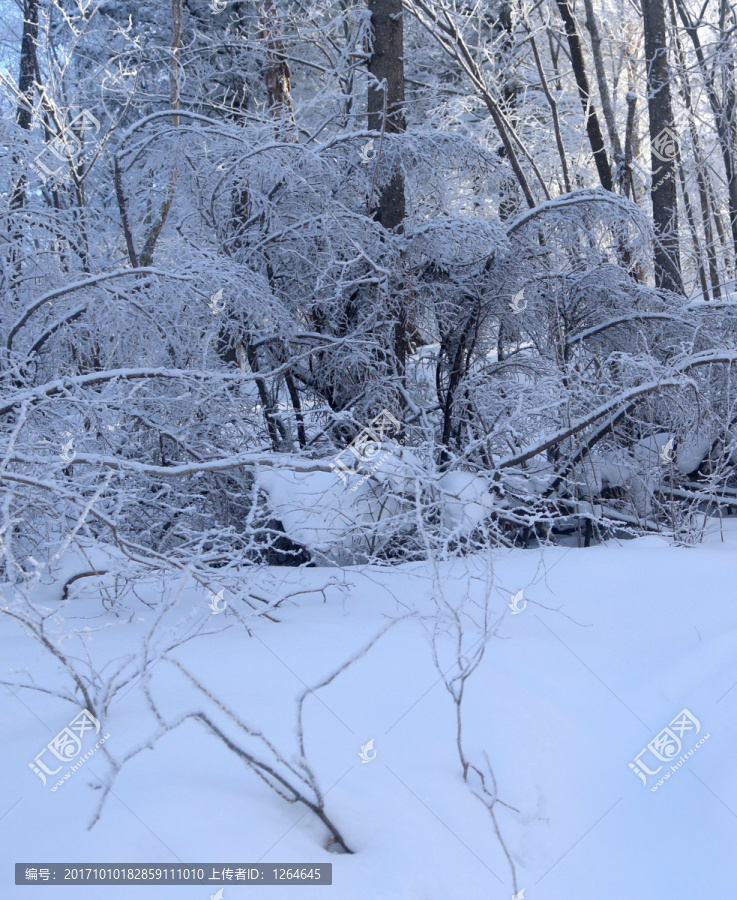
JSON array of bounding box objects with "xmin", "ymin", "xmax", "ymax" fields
[{"xmin": 3, "ymin": 521, "xmax": 737, "ymax": 899}]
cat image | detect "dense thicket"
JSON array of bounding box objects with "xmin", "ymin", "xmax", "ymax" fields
[{"xmin": 3, "ymin": 0, "xmax": 737, "ymax": 582}]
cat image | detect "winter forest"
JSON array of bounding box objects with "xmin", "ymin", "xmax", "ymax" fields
[{"xmin": 2, "ymin": 0, "xmax": 737, "ymax": 896}]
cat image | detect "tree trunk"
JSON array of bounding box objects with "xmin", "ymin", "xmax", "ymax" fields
[
  {"xmin": 259, "ymin": 0, "xmax": 297, "ymax": 138},
  {"xmin": 642, "ymin": 0, "xmax": 683, "ymax": 292},
  {"xmin": 673, "ymin": 0, "xmax": 737, "ymax": 270},
  {"xmin": 669, "ymin": 0, "xmax": 721, "ymax": 296},
  {"xmin": 582, "ymin": 0, "xmax": 624, "ymax": 179},
  {"xmin": 677, "ymin": 162, "xmax": 709, "ymax": 300},
  {"xmin": 367, "ymin": 0, "xmax": 406, "ymax": 230},
  {"xmin": 718, "ymin": 0, "xmax": 737, "ymax": 269},
  {"xmin": 623, "ymin": 90, "xmax": 637, "ymax": 200},
  {"xmin": 138, "ymin": 0, "xmax": 182, "ymax": 268},
  {"xmin": 555, "ymin": 0, "xmax": 613, "ymax": 191},
  {"xmin": 10, "ymin": 0, "xmax": 39, "ymax": 212},
  {"xmin": 16, "ymin": 0, "xmax": 38, "ymax": 131},
  {"xmin": 368, "ymin": 0, "xmax": 409, "ymax": 377},
  {"xmin": 530, "ymin": 34, "xmax": 572, "ymax": 192}
]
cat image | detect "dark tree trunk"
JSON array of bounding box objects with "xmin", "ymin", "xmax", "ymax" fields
[
  {"xmin": 642, "ymin": 0, "xmax": 683, "ymax": 293},
  {"xmin": 717, "ymin": 0, "xmax": 737, "ymax": 269},
  {"xmin": 259, "ymin": 0, "xmax": 296, "ymax": 138},
  {"xmin": 367, "ymin": 0, "xmax": 406, "ymax": 231},
  {"xmin": 16, "ymin": 0, "xmax": 38, "ymax": 131},
  {"xmin": 367, "ymin": 0, "xmax": 405, "ymax": 135},
  {"xmin": 10, "ymin": 0, "xmax": 39, "ymax": 212},
  {"xmin": 555, "ymin": 0, "xmax": 613, "ymax": 191},
  {"xmin": 368, "ymin": 0, "xmax": 409, "ymax": 377}
]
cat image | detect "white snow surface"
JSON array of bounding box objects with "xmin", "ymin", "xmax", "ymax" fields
[{"xmin": 3, "ymin": 522, "xmax": 737, "ymax": 898}]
